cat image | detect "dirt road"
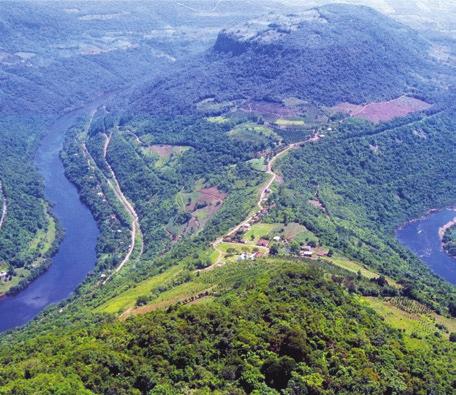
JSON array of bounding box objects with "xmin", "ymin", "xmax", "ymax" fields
[
  {"xmin": 102, "ymin": 133, "xmax": 144, "ymax": 275},
  {"xmin": 80, "ymin": 111, "xmax": 143, "ymax": 280},
  {"xmin": 0, "ymin": 181, "xmax": 7, "ymax": 231},
  {"xmin": 209, "ymin": 133, "xmax": 320, "ymax": 268}
]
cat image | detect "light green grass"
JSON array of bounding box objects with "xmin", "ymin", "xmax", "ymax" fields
[
  {"xmin": 360, "ymin": 296, "xmax": 456, "ymax": 347},
  {"xmin": 228, "ymin": 122, "xmax": 280, "ymax": 143},
  {"xmin": 243, "ymin": 223, "xmax": 279, "ymax": 242},
  {"xmin": 97, "ymin": 265, "xmax": 183, "ymax": 314},
  {"xmin": 322, "ymin": 255, "xmax": 400, "ymax": 288},
  {"xmin": 247, "ymin": 157, "xmax": 267, "ymax": 172},
  {"xmin": 206, "ymin": 116, "xmax": 229, "ymax": 124},
  {"xmin": 28, "ymin": 207, "xmax": 56, "ymax": 255},
  {"xmin": 274, "ymin": 118, "xmax": 305, "ymax": 126}
]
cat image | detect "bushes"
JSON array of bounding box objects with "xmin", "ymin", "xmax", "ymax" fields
[{"xmin": 0, "ymin": 261, "xmax": 454, "ymax": 393}]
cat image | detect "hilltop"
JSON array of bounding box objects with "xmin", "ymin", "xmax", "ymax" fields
[{"xmin": 133, "ymin": 4, "xmax": 444, "ymax": 116}]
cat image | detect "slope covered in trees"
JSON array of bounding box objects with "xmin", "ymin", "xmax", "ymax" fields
[
  {"xmin": 0, "ymin": 260, "xmax": 455, "ymax": 394},
  {"xmin": 131, "ymin": 4, "xmax": 451, "ymax": 117},
  {"xmin": 267, "ymin": 108, "xmax": 456, "ymax": 313},
  {"xmin": 1, "ymin": 3, "xmax": 456, "ymax": 393}
]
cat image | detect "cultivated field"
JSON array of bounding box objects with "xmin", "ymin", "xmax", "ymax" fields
[{"xmin": 332, "ymin": 96, "xmax": 432, "ymax": 123}]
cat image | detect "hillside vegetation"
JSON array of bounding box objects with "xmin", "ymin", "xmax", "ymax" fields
[
  {"xmin": 1, "ymin": 3, "xmax": 456, "ymax": 394},
  {"xmin": 1, "ymin": 259, "xmax": 455, "ymax": 394}
]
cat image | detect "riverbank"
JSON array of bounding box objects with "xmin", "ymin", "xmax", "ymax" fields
[
  {"xmin": 396, "ymin": 208, "xmax": 456, "ymax": 285},
  {"xmin": 440, "ymin": 215, "xmax": 456, "ymax": 258},
  {"xmin": 0, "ymin": 101, "xmax": 102, "ymax": 332}
]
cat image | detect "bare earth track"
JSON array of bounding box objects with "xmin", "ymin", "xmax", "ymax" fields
[
  {"xmin": 80, "ymin": 110, "xmax": 143, "ymax": 281},
  {"xmin": 102, "ymin": 132, "xmax": 144, "ymax": 275},
  {"xmin": 208, "ymin": 132, "xmax": 321, "ymax": 269},
  {"xmin": 0, "ymin": 181, "xmax": 7, "ymax": 231}
]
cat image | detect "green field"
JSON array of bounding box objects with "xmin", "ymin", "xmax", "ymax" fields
[
  {"xmin": 361, "ymin": 296, "xmax": 456, "ymax": 348},
  {"xmin": 228, "ymin": 122, "xmax": 281, "ymax": 143},
  {"xmin": 274, "ymin": 118, "xmax": 305, "ymax": 126},
  {"xmin": 97, "ymin": 265, "xmax": 183, "ymax": 314}
]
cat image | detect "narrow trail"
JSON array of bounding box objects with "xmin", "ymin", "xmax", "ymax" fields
[
  {"xmin": 80, "ymin": 110, "xmax": 143, "ymax": 282},
  {"xmin": 208, "ymin": 132, "xmax": 321, "ymax": 269},
  {"xmin": 102, "ymin": 133, "xmax": 144, "ymax": 276},
  {"xmin": 0, "ymin": 181, "xmax": 7, "ymax": 231}
]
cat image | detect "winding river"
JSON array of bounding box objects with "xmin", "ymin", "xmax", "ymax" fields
[
  {"xmin": 0, "ymin": 104, "xmax": 100, "ymax": 332},
  {"xmin": 396, "ymin": 208, "xmax": 456, "ymax": 285},
  {"xmin": 1, "ymin": 97, "xmax": 456, "ymax": 332}
]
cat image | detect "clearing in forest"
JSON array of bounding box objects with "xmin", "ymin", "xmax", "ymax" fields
[{"xmin": 332, "ymin": 96, "xmax": 432, "ymax": 123}]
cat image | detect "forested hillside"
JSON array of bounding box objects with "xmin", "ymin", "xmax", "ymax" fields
[
  {"xmin": 267, "ymin": 109, "xmax": 456, "ymax": 312},
  {"xmin": 1, "ymin": 3, "xmax": 456, "ymax": 394},
  {"xmin": 0, "ymin": 0, "xmax": 277, "ymax": 294},
  {"xmin": 131, "ymin": 4, "xmax": 450, "ymax": 116},
  {"xmin": 1, "ymin": 260, "xmax": 455, "ymax": 394}
]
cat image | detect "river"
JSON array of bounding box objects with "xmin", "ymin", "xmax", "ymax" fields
[
  {"xmin": 0, "ymin": 104, "xmax": 100, "ymax": 332},
  {"xmin": 1, "ymin": 103, "xmax": 456, "ymax": 332},
  {"xmin": 396, "ymin": 208, "xmax": 456, "ymax": 285}
]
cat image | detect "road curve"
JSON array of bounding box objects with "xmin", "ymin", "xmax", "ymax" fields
[
  {"xmin": 80, "ymin": 112, "xmax": 143, "ymax": 281},
  {"xmin": 102, "ymin": 132, "xmax": 144, "ymax": 276},
  {"xmin": 209, "ymin": 133, "xmax": 320, "ymax": 268}
]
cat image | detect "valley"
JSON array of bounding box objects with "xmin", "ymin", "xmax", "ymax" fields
[{"xmin": 0, "ymin": 1, "xmax": 456, "ymax": 393}]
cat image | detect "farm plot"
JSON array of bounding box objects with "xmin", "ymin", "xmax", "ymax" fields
[{"xmin": 332, "ymin": 96, "xmax": 432, "ymax": 123}]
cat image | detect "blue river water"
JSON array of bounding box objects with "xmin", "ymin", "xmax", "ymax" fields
[
  {"xmin": 0, "ymin": 106, "xmax": 99, "ymax": 332},
  {"xmin": 396, "ymin": 208, "xmax": 456, "ymax": 285},
  {"xmin": 0, "ymin": 102, "xmax": 455, "ymax": 331}
]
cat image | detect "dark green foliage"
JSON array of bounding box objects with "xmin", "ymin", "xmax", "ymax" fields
[
  {"xmin": 0, "ymin": 262, "xmax": 454, "ymax": 394},
  {"xmin": 61, "ymin": 126, "xmax": 131, "ymax": 271},
  {"xmin": 443, "ymin": 225, "xmax": 456, "ymax": 258},
  {"xmin": 0, "ymin": 117, "xmax": 47, "ymax": 269},
  {"xmin": 267, "ymin": 109, "xmax": 456, "ymax": 312},
  {"xmin": 132, "ymin": 4, "xmax": 445, "ymax": 117}
]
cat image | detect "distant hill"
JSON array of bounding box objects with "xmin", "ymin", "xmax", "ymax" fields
[{"xmin": 132, "ymin": 4, "xmax": 445, "ymax": 116}]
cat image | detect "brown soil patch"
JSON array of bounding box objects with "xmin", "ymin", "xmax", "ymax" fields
[
  {"xmin": 241, "ymin": 100, "xmax": 298, "ymax": 121},
  {"xmin": 332, "ymin": 96, "xmax": 431, "ymax": 123},
  {"xmin": 187, "ymin": 187, "xmax": 226, "ymax": 211},
  {"xmin": 308, "ymin": 199, "xmax": 324, "ymax": 210},
  {"xmin": 147, "ymin": 144, "xmax": 186, "ymax": 159}
]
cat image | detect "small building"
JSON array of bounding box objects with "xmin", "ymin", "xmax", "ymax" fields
[
  {"xmin": 257, "ymin": 239, "xmax": 269, "ymax": 247},
  {"xmin": 299, "ymin": 250, "xmax": 313, "ymax": 258},
  {"xmin": 273, "ymin": 236, "xmax": 281, "ymax": 242},
  {"xmin": 238, "ymin": 252, "xmax": 256, "ymax": 261},
  {"xmin": 241, "ymin": 223, "xmax": 251, "ymax": 231}
]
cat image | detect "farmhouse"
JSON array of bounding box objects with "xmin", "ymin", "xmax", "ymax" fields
[
  {"xmin": 257, "ymin": 239, "xmax": 269, "ymax": 247},
  {"xmin": 238, "ymin": 252, "xmax": 256, "ymax": 261}
]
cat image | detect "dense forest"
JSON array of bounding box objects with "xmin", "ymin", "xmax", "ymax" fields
[
  {"xmin": 0, "ymin": 117, "xmax": 58, "ymax": 295},
  {"xmin": 1, "ymin": 2, "xmax": 456, "ymax": 394},
  {"xmin": 267, "ymin": 108, "xmax": 456, "ymax": 313},
  {"xmin": 443, "ymin": 224, "xmax": 456, "ymax": 258},
  {"xmin": 1, "ymin": 259, "xmax": 455, "ymax": 394}
]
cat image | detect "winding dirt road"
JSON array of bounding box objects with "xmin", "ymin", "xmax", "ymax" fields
[
  {"xmin": 209, "ymin": 133, "xmax": 320, "ymax": 268},
  {"xmin": 80, "ymin": 110, "xmax": 143, "ymax": 281},
  {"xmin": 102, "ymin": 132, "xmax": 144, "ymax": 274},
  {"xmin": 0, "ymin": 181, "xmax": 7, "ymax": 231}
]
